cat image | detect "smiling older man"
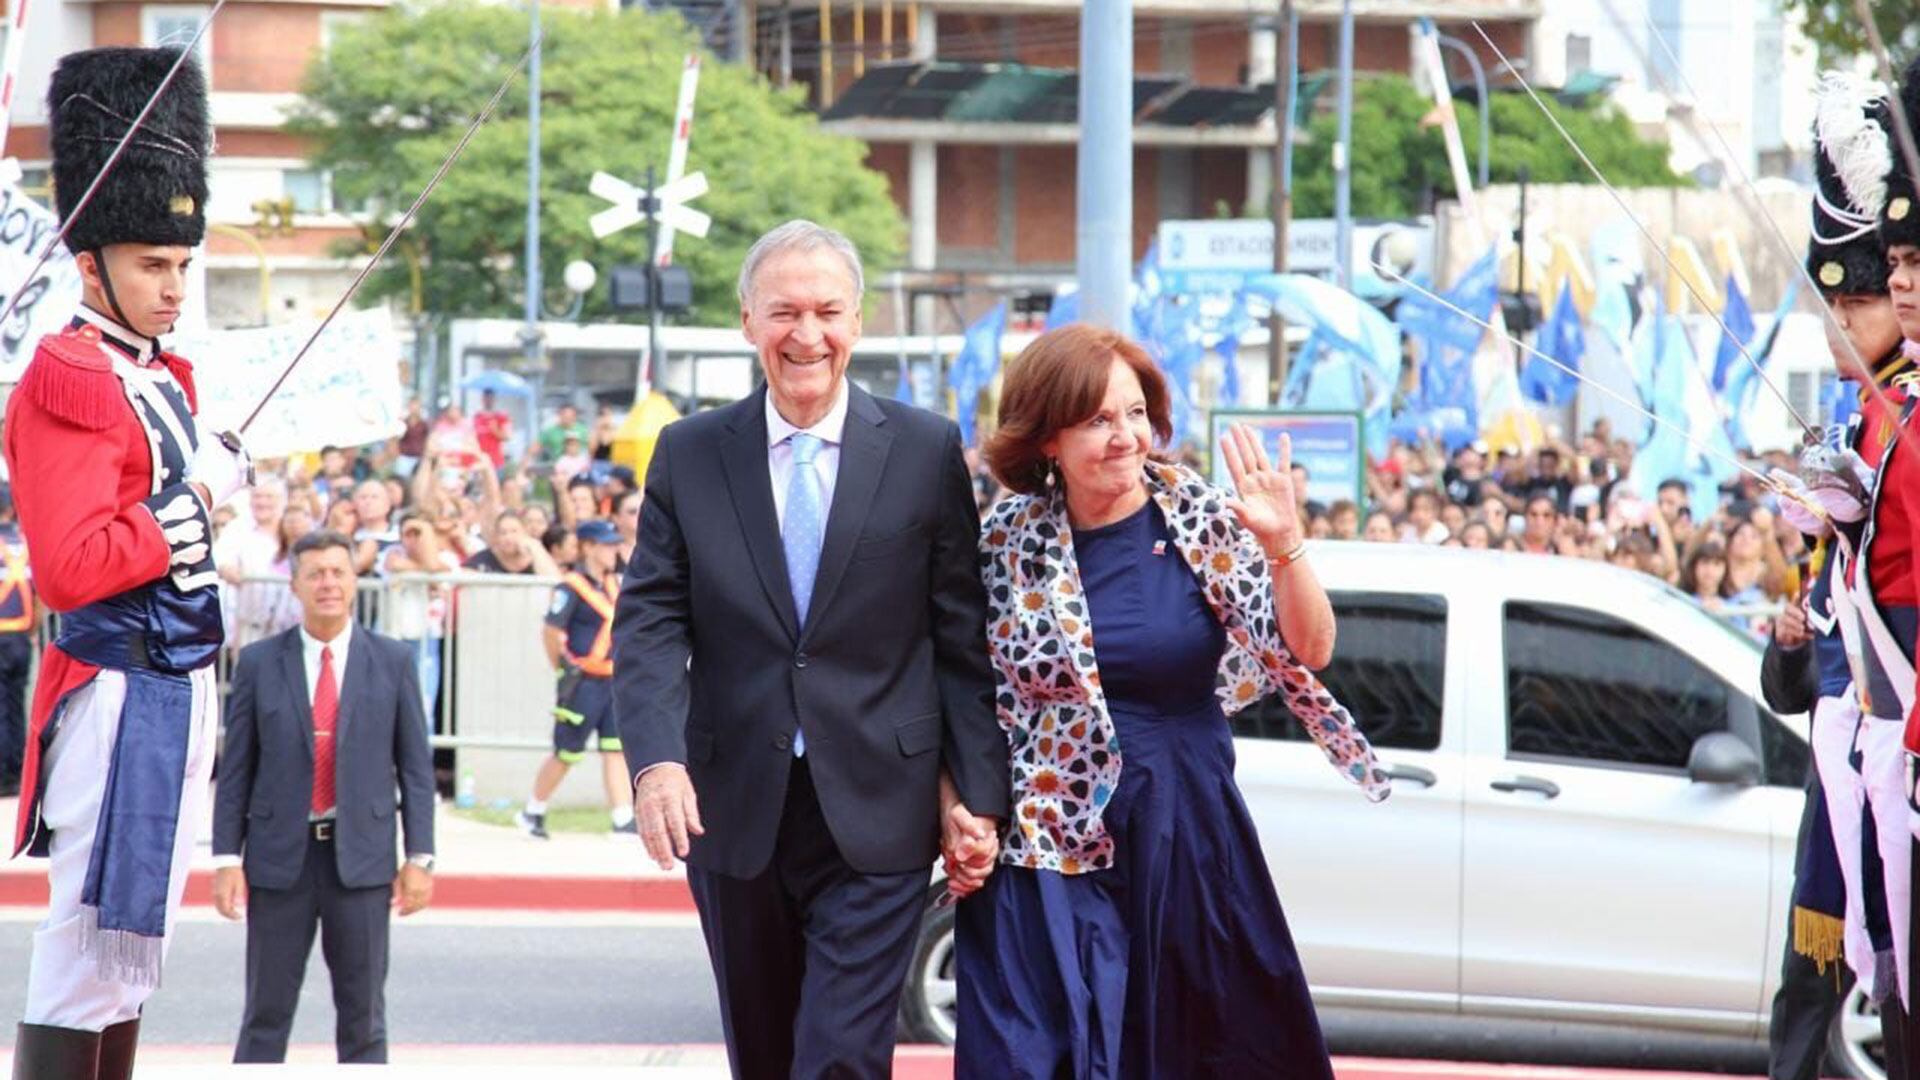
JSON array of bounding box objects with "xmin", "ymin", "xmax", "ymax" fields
[{"xmin": 612, "ymin": 220, "xmax": 1008, "ymax": 1079}]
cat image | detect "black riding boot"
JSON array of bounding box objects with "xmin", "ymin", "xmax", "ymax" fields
[
  {"xmin": 11, "ymin": 1022, "xmax": 101, "ymax": 1080},
  {"xmin": 94, "ymin": 1018, "xmax": 137, "ymax": 1080}
]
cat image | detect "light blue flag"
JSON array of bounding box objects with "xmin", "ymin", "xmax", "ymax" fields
[
  {"xmin": 946, "ymin": 301, "xmax": 1007, "ymax": 446},
  {"xmin": 894, "ymin": 354, "xmax": 915, "ymax": 405},
  {"xmin": 1722, "ymin": 277, "xmax": 1799, "ymax": 450},
  {"xmin": 1044, "ymin": 288, "xmax": 1080, "ymax": 330},
  {"xmin": 1243, "ymin": 273, "xmax": 1401, "ymax": 457}
]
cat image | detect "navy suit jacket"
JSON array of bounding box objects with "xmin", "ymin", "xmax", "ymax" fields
[
  {"xmin": 613, "ymin": 383, "xmax": 1009, "ymax": 879},
  {"xmin": 213, "ymin": 625, "xmax": 435, "ymax": 890}
]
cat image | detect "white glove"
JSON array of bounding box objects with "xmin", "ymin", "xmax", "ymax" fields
[
  {"xmin": 189, "ymin": 431, "xmax": 252, "ymax": 506},
  {"xmin": 1768, "ymin": 469, "xmax": 1832, "ymax": 539}
]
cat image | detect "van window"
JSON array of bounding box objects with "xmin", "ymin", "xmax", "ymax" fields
[
  {"xmin": 1234, "ymin": 592, "xmax": 1445, "ymax": 751},
  {"xmin": 1504, "ymin": 601, "xmax": 1730, "ymax": 771}
]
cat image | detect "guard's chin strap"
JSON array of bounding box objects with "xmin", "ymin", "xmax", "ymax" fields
[{"xmin": 90, "ymin": 248, "xmax": 138, "ymax": 337}]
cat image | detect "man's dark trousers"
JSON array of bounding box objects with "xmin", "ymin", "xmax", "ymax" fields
[
  {"xmin": 235, "ymin": 829, "xmax": 390, "ymax": 1064},
  {"xmin": 1767, "ymin": 765, "xmax": 1849, "ymax": 1080},
  {"xmin": 0, "ymin": 633, "xmax": 30, "ymax": 788},
  {"xmin": 686, "ymin": 758, "xmax": 927, "ymax": 1080}
]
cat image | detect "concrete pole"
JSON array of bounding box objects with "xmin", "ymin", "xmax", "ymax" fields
[
  {"xmin": 523, "ymin": 0, "xmax": 543, "ymax": 378},
  {"xmin": 1077, "ymin": 0, "xmax": 1133, "ymax": 331},
  {"xmin": 1333, "ymin": 0, "xmax": 1354, "ymax": 291},
  {"xmin": 1269, "ymin": 0, "xmax": 1295, "ymax": 405},
  {"xmin": 908, "ymin": 14, "xmax": 937, "ymax": 334}
]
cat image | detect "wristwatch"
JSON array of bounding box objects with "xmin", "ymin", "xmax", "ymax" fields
[{"xmin": 407, "ymin": 853, "xmax": 436, "ymax": 872}]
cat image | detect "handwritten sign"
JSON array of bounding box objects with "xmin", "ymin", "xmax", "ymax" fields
[
  {"xmin": 0, "ymin": 183, "xmax": 83, "ymax": 381},
  {"xmin": 176, "ymin": 307, "xmax": 406, "ymax": 459}
]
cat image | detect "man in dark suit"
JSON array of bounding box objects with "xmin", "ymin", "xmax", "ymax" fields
[
  {"xmin": 210, "ymin": 529, "xmax": 436, "ymax": 1064},
  {"xmin": 614, "ymin": 220, "xmax": 1009, "ymax": 1079}
]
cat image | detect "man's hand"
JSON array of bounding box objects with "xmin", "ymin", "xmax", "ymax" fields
[
  {"xmin": 213, "ymin": 866, "xmax": 247, "ymax": 921},
  {"xmin": 634, "ymin": 763, "xmax": 704, "ymax": 871},
  {"xmin": 393, "ymin": 863, "xmax": 433, "ymax": 917},
  {"xmin": 1774, "ymin": 593, "xmax": 1812, "ymax": 649}
]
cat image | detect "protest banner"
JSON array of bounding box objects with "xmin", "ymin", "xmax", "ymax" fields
[
  {"xmin": 177, "ymin": 306, "xmax": 406, "ymax": 459},
  {"xmin": 0, "ymin": 183, "xmax": 82, "ymax": 381}
]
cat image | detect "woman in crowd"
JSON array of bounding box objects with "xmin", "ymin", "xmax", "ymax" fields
[
  {"xmin": 323, "ymin": 497, "xmax": 358, "ymax": 537},
  {"xmin": 1680, "ymin": 538, "xmax": 1735, "ymax": 617},
  {"xmin": 953, "ymin": 324, "xmax": 1388, "ymax": 1079}
]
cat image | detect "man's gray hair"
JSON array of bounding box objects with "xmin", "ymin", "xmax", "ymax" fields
[{"xmin": 737, "ymin": 220, "xmax": 864, "ymax": 307}]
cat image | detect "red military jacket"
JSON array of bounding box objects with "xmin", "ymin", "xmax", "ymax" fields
[{"xmin": 3, "ymin": 315, "xmax": 208, "ymax": 856}]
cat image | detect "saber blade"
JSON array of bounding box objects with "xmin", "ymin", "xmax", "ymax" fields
[
  {"xmin": 238, "ymin": 38, "xmax": 540, "ymax": 434},
  {"xmin": 0, "ymin": 0, "xmax": 230, "ymax": 327},
  {"xmin": 1469, "ymin": 20, "xmax": 1816, "ymax": 440},
  {"xmin": 1615, "ymin": 0, "xmax": 1899, "ymax": 429}
]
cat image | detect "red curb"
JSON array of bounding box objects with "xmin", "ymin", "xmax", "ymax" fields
[{"xmin": 0, "ymin": 869, "xmax": 697, "ymax": 913}]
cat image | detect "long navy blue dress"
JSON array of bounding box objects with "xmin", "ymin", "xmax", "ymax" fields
[{"xmin": 954, "ymin": 501, "xmax": 1333, "ymax": 1079}]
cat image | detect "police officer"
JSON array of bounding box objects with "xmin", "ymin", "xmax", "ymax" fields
[{"xmin": 515, "ymin": 520, "xmax": 636, "ymax": 839}]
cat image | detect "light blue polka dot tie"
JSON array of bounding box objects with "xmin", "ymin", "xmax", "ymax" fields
[{"xmin": 783, "ymin": 432, "xmax": 825, "ymax": 757}]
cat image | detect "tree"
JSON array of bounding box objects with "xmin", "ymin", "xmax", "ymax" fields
[
  {"xmin": 1287, "ymin": 75, "xmax": 1686, "ymax": 220},
  {"xmin": 1777, "ymin": 1, "xmax": 1917, "ymax": 66},
  {"xmin": 290, "ymin": 2, "xmax": 903, "ymax": 325}
]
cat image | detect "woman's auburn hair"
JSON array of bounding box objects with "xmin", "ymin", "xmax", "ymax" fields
[{"xmin": 982, "ymin": 323, "xmax": 1173, "ymax": 496}]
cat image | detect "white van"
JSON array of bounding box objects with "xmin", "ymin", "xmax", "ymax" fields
[{"xmin": 901, "ymin": 543, "xmax": 1884, "ymax": 1079}]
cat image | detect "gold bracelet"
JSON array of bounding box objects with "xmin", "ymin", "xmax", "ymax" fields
[{"xmin": 1267, "ymin": 542, "xmax": 1308, "ymax": 571}]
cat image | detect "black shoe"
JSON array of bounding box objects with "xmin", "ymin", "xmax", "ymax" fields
[
  {"xmin": 515, "ymin": 809, "xmax": 549, "ymax": 839},
  {"xmin": 609, "ymin": 818, "xmax": 638, "ymax": 841},
  {"xmin": 97, "ymin": 1018, "xmax": 137, "ymax": 1080},
  {"xmin": 13, "ymin": 1022, "xmax": 101, "ymax": 1080}
]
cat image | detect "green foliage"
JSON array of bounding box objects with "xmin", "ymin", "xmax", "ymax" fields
[
  {"xmin": 1288, "ymin": 75, "xmax": 1686, "ymax": 219},
  {"xmin": 1776, "ymin": 1, "xmax": 1917, "ymax": 65},
  {"xmin": 290, "ymin": 2, "xmax": 903, "ymax": 325}
]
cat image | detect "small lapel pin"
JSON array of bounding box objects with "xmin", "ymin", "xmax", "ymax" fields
[{"xmin": 1151, "ymin": 540, "xmax": 1167, "ymax": 557}]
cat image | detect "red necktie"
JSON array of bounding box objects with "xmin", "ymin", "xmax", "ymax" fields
[{"xmin": 311, "ymin": 645, "xmax": 338, "ymax": 815}]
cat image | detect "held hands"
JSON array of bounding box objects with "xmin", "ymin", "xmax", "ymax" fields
[
  {"xmin": 938, "ymin": 770, "xmax": 999, "ymax": 902},
  {"xmin": 1219, "ymin": 424, "xmax": 1302, "ymax": 557},
  {"xmin": 392, "ymin": 862, "xmax": 433, "ymax": 917},
  {"xmin": 635, "ymin": 763, "xmax": 705, "ymax": 871}
]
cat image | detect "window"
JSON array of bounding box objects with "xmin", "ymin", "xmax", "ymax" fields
[
  {"xmin": 1758, "ymin": 707, "xmax": 1809, "ymax": 790},
  {"xmin": 319, "ymin": 10, "xmax": 370, "ymax": 54},
  {"xmin": 1504, "ymin": 602, "xmax": 1730, "ymax": 772},
  {"xmin": 1233, "ymin": 592, "xmax": 1446, "ymax": 752},
  {"xmin": 141, "ymin": 6, "xmax": 213, "ymax": 82},
  {"xmin": 283, "ymin": 169, "xmax": 326, "ymax": 215},
  {"xmin": 18, "ymin": 168, "xmax": 50, "ymax": 211},
  {"xmin": 1564, "ymin": 33, "xmax": 1592, "ymax": 75}
]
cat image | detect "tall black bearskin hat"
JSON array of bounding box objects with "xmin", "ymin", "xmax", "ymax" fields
[
  {"xmin": 1878, "ymin": 51, "xmax": 1920, "ymax": 251},
  {"xmin": 1810, "ymin": 71, "xmax": 1893, "ymax": 296},
  {"xmin": 48, "ymin": 47, "xmax": 210, "ymax": 254}
]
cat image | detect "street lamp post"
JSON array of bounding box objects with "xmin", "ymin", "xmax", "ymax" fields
[
  {"xmin": 1434, "ymin": 32, "xmax": 1491, "ymax": 191},
  {"xmin": 521, "ymin": 0, "xmax": 544, "ymax": 374}
]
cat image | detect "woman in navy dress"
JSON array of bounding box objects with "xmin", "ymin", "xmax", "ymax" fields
[{"xmin": 949, "ymin": 325, "xmax": 1390, "ymax": 1079}]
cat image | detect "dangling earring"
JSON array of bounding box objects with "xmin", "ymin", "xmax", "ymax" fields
[{"xmin": 1044, "ymin": 459, "xmax": 1058, "ymax": 489}]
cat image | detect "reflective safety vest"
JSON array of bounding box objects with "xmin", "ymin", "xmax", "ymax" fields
[
  {"xmin": 562, "ymin": 571, "xmax": 616, "ymax": 677},
  {"xmin": 0, "ymin": 549, "xmax": 33, "ymax": 634}
]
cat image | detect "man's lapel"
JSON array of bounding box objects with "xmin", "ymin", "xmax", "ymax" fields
[
  {"xmin": 337, "ymin": 629, "xmax": 375, "ymax": 750},
  {"xmin": 802, "ymin": 386, "xmax": 893, "ymax": 644},
  {"xmin": 720, "ymin": 389, "xmax": 801, "ymax": 640},
  {"xmin": 280, "ymin": 629, "xmax": 314, "ymax": 763}
]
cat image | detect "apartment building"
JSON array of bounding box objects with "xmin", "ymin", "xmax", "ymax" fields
[{"xmin": 672, "ymin": 0, "xmax": 1542, "ymax": 326}]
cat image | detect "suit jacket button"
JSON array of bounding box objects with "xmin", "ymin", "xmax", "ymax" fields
[
  {"xmin": 774, "ymin": 733, "xmax": 792, "ymax": 751},
  {"xmin": 793, "ymin": 652, "xmax": 809, "ymax": 669}
]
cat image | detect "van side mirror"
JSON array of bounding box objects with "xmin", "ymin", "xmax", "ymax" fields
[{"xmin": 1687, "ymin": 732, "xmax": 1761, "ymax": 787}]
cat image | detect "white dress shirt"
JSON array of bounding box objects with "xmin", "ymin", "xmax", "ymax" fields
[{"xmin": 766, "ymin": 381, "xmax": 849, "ymax": 529}]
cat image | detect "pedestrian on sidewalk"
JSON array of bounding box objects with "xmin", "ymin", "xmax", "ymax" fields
[
  {"xmin": 0, "ymin": 512, "xmax": 34, "ymax": 800},
  {"xmin": 211, "ymin": 529, "xmax": 437, "ymax": 1064},
  {"xmin": 516, "ymin": 519, "xmax": 634, "ymax": 839},
  {"xmin": 614, "ymin": 220, "xmax": 1008, "ymax": 1079}
]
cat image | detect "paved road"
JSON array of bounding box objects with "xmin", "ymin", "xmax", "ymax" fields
[{"xmin": 0, "ymin": 914, "xmax": 1775, "ymax": 1074}]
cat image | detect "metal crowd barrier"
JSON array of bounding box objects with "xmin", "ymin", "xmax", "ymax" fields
[{"xmin": 33, "ymin": 572, "xmax": 567, "ymax": 751}]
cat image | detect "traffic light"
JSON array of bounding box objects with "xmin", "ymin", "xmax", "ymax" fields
[{"xmin": 609, "ymin": 264, "xmax": 694, "ymax": 313}]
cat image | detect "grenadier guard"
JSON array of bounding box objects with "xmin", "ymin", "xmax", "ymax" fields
[
  {"xmin": 5, "ymin": 47, "xmax": 251, "ymax": 1079},
  {"xmin": 1836, "ymin": 50, "xmax": 1920, "ymax": 1080}
]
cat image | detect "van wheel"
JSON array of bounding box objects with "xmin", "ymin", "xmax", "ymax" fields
[
  {"xmin": 1829, "ymin": 981, "xmax": 1887, "ymax": 1080},
  {"xmin": 899, "ymin": 885, "xmax": 959, "ymax": 1046}
]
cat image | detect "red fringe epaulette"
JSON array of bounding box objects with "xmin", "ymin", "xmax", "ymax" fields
[
  {"xmin": 158, "ymin": 352, "xmax": 197, "ymax": 415},
  {"xmin": 14, "ymin": 332, "xmax": 124, "ymax": 432}
]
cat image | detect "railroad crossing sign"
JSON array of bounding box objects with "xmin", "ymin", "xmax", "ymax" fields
[{"xmin": 587, "ymin": 169, "xmax": 710, "ymax": 242}]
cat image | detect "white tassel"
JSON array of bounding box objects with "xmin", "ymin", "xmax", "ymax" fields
[{"xmin": 1816, "ymin": 70, "xmax": 1893, "ymax": 216}]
